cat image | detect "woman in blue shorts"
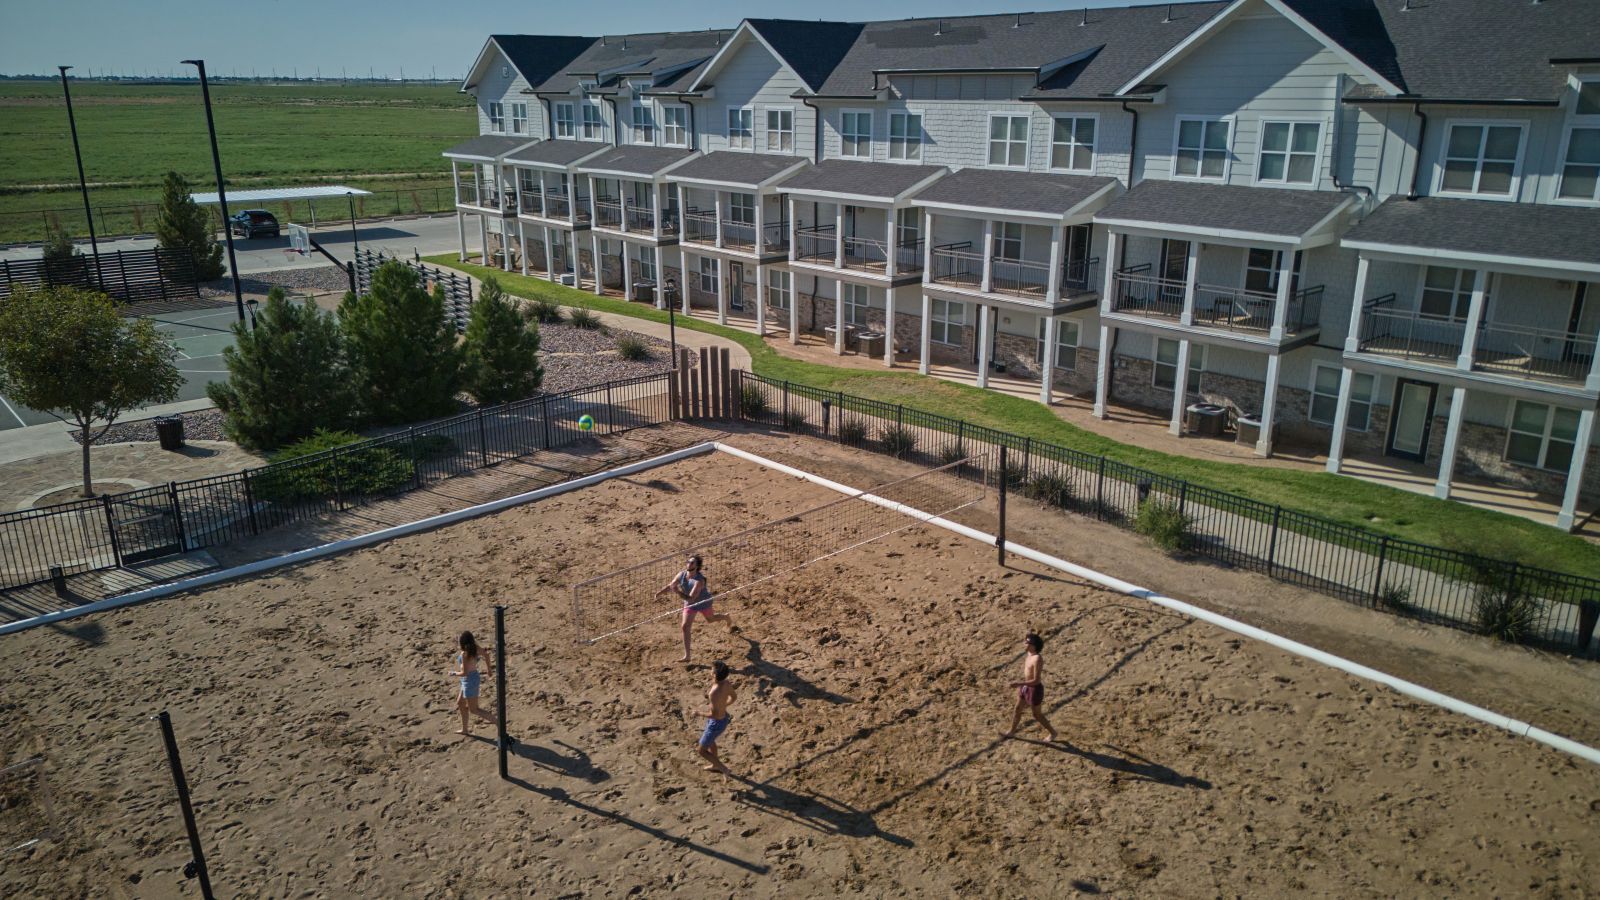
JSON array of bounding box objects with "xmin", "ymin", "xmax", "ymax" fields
[
  {"xmin": 451, "ymin": 630, "xmax": 495, "ymax": 736},
  {"xmin": 656, "ymin": 555, "xmax": 732, "ymax": 663}
]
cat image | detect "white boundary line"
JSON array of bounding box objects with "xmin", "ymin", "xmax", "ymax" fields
[
  {"xmin": 0, "ymin": 393, "xmax": 28, "ymax": 428},
  {"xmin": 712, "ymin": 442, "xmax": 1600, "ymax": 767},
  {"xmin": 0, "ymin": 442, "xmax": 717, "ymax": 638}
]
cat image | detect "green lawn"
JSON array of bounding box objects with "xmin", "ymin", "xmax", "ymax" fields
[
  {"xmin": 0, "ymin": 80, "xmax": 474, "ymax": 243},
  {"xmin": 434, "ymin": 255, "xmax": 1600, "ymax": 579}
]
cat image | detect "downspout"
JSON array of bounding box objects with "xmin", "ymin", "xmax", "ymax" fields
[
  {"xmin": 1407, "ymin": 101, "xmax": 1428, "ymax": 201},
  {"xmin": 801, "ymin": 96, "xmax": 823, "ymax": 163},
  {"xmin": 602, "ymin": 95, "xmax": 621, "ymax": 147},
  {"xmin": 1120, "ymin": 100, "xmax": 1140, "ymax": 188},
  {"xmin": 539, "ymin": 97, "xmax": 554, "ymax": 139},
  {"xmin": 686, "ymin": 99, "xmax": 697, "ymax": 151},
  {"xmin": 1327, "ymin": 76, "xmax": 1374, "ymax": 207}
]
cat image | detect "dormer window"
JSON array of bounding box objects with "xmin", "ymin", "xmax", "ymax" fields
[
  {"xmin": 554, "ymin": 102, "xmax": 575, "ymax": 139},
  {"xmin": 1437, "ymin": 120, "xmax": 1524, "ymax": 199}
]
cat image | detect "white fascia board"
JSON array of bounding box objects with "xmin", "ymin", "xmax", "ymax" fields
[
  {"xmin": 1113, "ymin": 0, "xmax": 1251, "ymax": 96},
  {"xmin": 1094, "ymin": 218, "xmax": 1301, "ymax": 248},
  {"xmin": 1342, "ymin": 240, "xmax": 1600, "ymax": 279},
  {"xmin": 669, "ymin": 159, "xmax": 810, "ymax": 192},
  {"xmin": 444, "ymin": 138, "xmax": 542, "ymax": 164},
  {"xmin": 780, "ymin": 187, "xmax": 896, "ymax": 207},
  {"xmin": 462, "ymin": 37, "xmax": 504, "ymax": 92},
  {"xmin": 916, "ymin": 200, "xmax": 1065, "ymax": 224}
]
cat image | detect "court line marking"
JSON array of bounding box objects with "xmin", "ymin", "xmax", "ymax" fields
[{"xmin": 0, "ymin": 393, "xmax": 28, "ymax": 428}]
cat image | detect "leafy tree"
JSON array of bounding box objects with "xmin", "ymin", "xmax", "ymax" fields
[
  {"xmin": 154, "ymin": 171, "xmax": 224, "ymax": 281},
  {"xmin": 462, "ymin": 275, "xmax": 542, "ymax": 405},
  {"xmin": 207, "ymin": 287, "xmax": 357, "ymax": 449},
  {"xmin": 40, "ymin": 228, "xmax": 86, "ymax": 287},
  {"xmin": 339, "ymin": 260, "xmax": 463, "ymax": 425},
  {"xmin": 0, "ymin": 286, "xmax": 181, "ymax": 497}
]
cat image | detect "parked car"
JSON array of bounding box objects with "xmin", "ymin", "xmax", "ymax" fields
[{"xmin": 230, "ymin": 210, "xmax": 280, "ymax": 239}]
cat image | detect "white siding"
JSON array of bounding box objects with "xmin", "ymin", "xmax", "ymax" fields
[
  {"xmin": 474, "ymin": 48, "xmax": 543, "ymax": 138},
  {"xmin": 698, "ymin": 33, "xmax": 812, "ymax": 157}
]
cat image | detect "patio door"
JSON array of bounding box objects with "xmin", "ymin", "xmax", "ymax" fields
[
  {"xmin": 1160, "ymin": 239, "xmax": 1189, "ymax": 306},
  {"xmin": 1565, "ymin": 281, "xmax": 1595, "ymax": 366},
  {"xmin": 728, "ymin": 261, "xmax": 745, "ymax": 312},
  {"xmin": 1385, "ymin": 379, "xmax": 1437, "ymax": 462},
  {"xmin": 1063, "ymin": 225, "xmax": 1091, "ymax": 289}
]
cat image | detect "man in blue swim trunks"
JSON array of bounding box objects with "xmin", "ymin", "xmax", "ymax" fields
[{"xmin": 697, "ymin": 660, "xmax": 737, "ymax": 774}]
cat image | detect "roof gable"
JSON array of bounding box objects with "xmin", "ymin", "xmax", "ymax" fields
[
  {"xmin": 540, "ymin": 30, "xmax": 729, "ymax": 95},
  {"xmin": 465, "ymin": 35, "xmax": 598, "ymax": 92}
]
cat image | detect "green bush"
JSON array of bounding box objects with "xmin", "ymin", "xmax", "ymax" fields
[
  {"xmin": 836, "ymin": 417, "xmax": 868, "ymax": 446},
  {"xmin": 1026, "ymin": 471, "xmax": 1075, "ymax": 509},
  {"xmin": 566, "ymin": 307, "xmax": 604, "ymax": 331},
  {"xmin": 524, "ymin": 298, "xmax": 564, "ymax": 325},
  {"xmin": 1134, "ymin": 499, "xmax": 1192, "ymax": 553},
  {"xmin": 1377, "ymin": 583, "xmax": 1411, "ymax": 612},
  {"xmin": 740, "ymin": 384, "xmax": 768, "ymax": 418},
  {"xmin": 999, "ymin": 459, "xmax": 1029, "ymax": 491},
  {"xmin": 938, "ymin": 443, "xmax": 968, "ymax": 467},
  {"xmin": 615, "ymin": 334, "xmax": 650, "ymax": 361},
  {"xmin": 338, "ymin": 261, "xmax": 463, "ymax": 426},
  {"xmin": 463, "ymin": 276, "xmax": 542, "ymax": 405},
  {"xmin": 1470, "ymin": 566, "xmax": 1544, "ymax": 644},
  {"xmin": 251, "ymin": 429, "xmax": 413, "ymax": 503},
  {"xmin": 881, "ymin": 424, "xmax": 917, "ymax": 458},
  {"xmin": 780, "ymin": 408, "xmax": 806, "ymax": 430}
]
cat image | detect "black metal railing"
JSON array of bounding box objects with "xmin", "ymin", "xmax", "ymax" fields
[
  {"xmin": 0, "ymin": 374, "xmax": 674, "ymax": 596},
  {"xmin": 794, "ymin": 224, "xmax": 836, "ymax": 263},
  {"xmin": 592, "ymin": 198, "xmax": 623, "ymax": 229},
  {"xmin": 682, "ymin": 209, "xmax": 718, "ymax": 245},
  {"xmin": 761, "ymin": 221, "xmax": 790, "ymax": 255},
  {"xmin": 1111, "ymin": 265, "xmax": 1185, "ymax": 320},
  {"xmin": 732, "ymin": 371, "xmax": 1600, "ymax": 656},
  {"xmin": 625, "ymin": 204, "xmax": 657, "ymax": 233},
  {"xmin": 1357, "ymin": 297, "xmax": 1464, "ymax": 364},
  {"xmin": 1061, "ymin": 256, "xmax": 1100, "ymax": 296},
  {"xmin": 929, "ymin": 242, "xmax": 979, "ymax": 289},
  {"xmin": 841, "ymin": 235, "xmax": 888, "ymax": 271},
  {"xmin": 721, "ymin": 218, "xmax": 758, "ymax": 250}
]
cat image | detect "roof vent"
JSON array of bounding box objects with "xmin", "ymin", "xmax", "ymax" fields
[
  {"xmin": 601, "ymin": 35, "xmax": 607, "ymax": 45},
  {"xmin": 1401, "ymin": 0, "xmax": 1413, "ymax": 9},
  {"xmin": 934, "ymin": 18, "xmax": 946, "ymax": 36},
  {"xmin": 1080, "ymin": 7, "xmax": 1089, "ymax": 26},
  {"xmin": 622, "ymin": 37, "xmax": 628, "ymax": 50},
  {"xmin": 1163, "ymin": 4, "xmax": 1173, "ymax": 23}
]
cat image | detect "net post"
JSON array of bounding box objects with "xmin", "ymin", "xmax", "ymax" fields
[
  {"xmin": 997, "ymin": 445, "xmax": 1008, "ymax": 567},
  {"xmin": 155, "ymin": 711, "xmax": 216, "ymax": 900},
  {"xmin": 495, "ymin": 604, "xmax": 509, "ymax": 781}
]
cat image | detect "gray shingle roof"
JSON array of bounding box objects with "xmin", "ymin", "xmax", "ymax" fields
[
  {"xmin": 912, "ymin": 168, "xmax": 1117, "ymax": 216},
  {"xmin": 745, "ymin": 19, "xmax": 865, "ymax": 93},
  {"xmin": 1281, "ymin": 0, "xmax": 1600, "ymax": 102},
  {"xmin": 443, "ymin": 134, "xmax": 541, "ymax": 162},
  {"xmin": 575, "ymin": 145, "xmax": 697, "ymax": 177},
  {"xmin": 777, "ymin": 159, "xmax": 946, "ymax": 201},
  {"xmin": 536, "ymin": 30, "xmax": 729, "ymax": 94},
  {"xmin": 488, "ymin": 35, "xmax": 599, "ymax": 89},
  {"xmin": 505, "ymin": 140, "xmax": 610, "ymax": 168},
  {"xmin": 1094, "ymin": 180, "xmax": 1352, "ymax": 239},
  {"xmin": 1342, "ymin": 196, "xmax": 1600, "ymax": 269},
  {"xmin": 667, "ymin": 152, "xmax": 809, "ymax": 188}
]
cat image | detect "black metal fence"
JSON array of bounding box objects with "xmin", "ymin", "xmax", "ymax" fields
[
  {"xmin": 0, "ymin": 373, "xmax": 672, "ymax": 595},
  {"xmin": 734, "ymin": 371, "xmax": 1600, "ymax": 656},
  {"xmin": 0, "ymin": 248, "xmax": 201, "ymax": 303},
  {"xmin": 355, "ymin": 248, "xmax": 474, "ymax": 329}
]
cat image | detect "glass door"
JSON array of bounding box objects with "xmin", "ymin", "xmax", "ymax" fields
[
  {"xmin": 728, "ymin": 261, "xmax": 745, "ymax": 312},
  {"xmin": 1385, "ymin": 379, "xmax": 1437, "ymax": 462}
]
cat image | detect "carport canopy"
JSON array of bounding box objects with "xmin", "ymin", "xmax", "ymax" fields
[{"xmin": 189, "ymin": 185, "xmax": 374, "ymax": 227}]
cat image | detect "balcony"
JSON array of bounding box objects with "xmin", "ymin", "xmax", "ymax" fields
[
  {"xmin": 456, "ymin": 181, "xmax": 514, "ymax": 212},
  {"xmin": 625, "ymin": 205, "xmax": 656, "ymax": 233},
  {"xmin": 930, "ymin": 245, "xmax": 1097, "ymax": 302},
  {"xmin": 761, "ymin": 221, "xmax": 789, "ymax": 255},
  {"xmin": 593, "ymin": 198, "xmax": 623, "ymax": 230},
  {"xmin": 1112, "ymin": 266, "xmax": 1320, "ymax": 338},
  {"xmin": 1111, "ymin": 266, "xmax": 1185, "ymax": 320},
  {"xmin": 795, "ymin": 224, "xmax": 836, "ymax": 263},
  {"xmin": 1358, "ymin": 298, "xmax": 1598, "ymax": 387},
  {"xmin": 841, "ymin": 235, "xmax": 889, "ymax": 273},
  {"xmin": 929, "ymin": 243, "xmax": 981, "ymax": 290},
  {"xmin": 682, "ymin": 209, "xmax": 717, "ymax": 245},
  {"xmin": 722, "ymin": 218, "xmax": 757, "ymax": 250}
]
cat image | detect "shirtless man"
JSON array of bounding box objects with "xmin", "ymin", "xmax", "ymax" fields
[
  {"xmin": 1003, "ymin": 632, "xmax": 1059, "ymax": 742},
  {"xmin": 656, "ymin": 555, "xmax": 732, "ymax": 663},
  {"xmin": 696, "ymin": 660, "xmax": 737, "ymax": 774}
]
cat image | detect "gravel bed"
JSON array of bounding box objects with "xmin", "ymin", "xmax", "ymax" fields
[
  {"xmin": 538, "ymin": 323, "xmax": 672, "ymax": 355},
  {"xmin": 539, "ymin": 353, "xmax": 676, "ymax": 394},
  {"xmin": 71, "ymin": 408, "xmax": 229, "ymax": 446},
  {"xmin": 201, "ymin": 265, "xmax": 352, "ymax": 298}
]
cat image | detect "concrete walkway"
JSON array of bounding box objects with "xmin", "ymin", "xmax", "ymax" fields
[{"xmin": 0, "ymin": 398, "xmax": 218, "ymax": 466}]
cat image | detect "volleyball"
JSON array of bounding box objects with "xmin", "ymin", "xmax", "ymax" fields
[{"xmin": 578, "ymin": 414, "xmax": 595, "ymax": 431}]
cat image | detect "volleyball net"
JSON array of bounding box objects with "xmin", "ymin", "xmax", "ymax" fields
[{"xmin": 571, "ymin": 455, "xmax": 988, "ymax": 644}]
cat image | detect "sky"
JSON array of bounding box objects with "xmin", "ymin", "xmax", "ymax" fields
[{"xmin": 0, "ymin": 0, "xmax": 1139, "ymax": 79}]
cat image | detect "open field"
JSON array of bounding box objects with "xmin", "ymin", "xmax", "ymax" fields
[
  {"xmin": 2, "ymin": 436, "xmax": 1596, "ymax": 897},
  {"xmin": 0, "ymin": 80, "xmax": 474, "ymax": 243}
]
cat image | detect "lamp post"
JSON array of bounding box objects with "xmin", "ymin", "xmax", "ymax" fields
[
  {"xmin": 57, "ymin": 66, "xmax": 100, "ymax": 282},
  {"xmin": 245, "ymin": 298, "xmax": 259, "ymax": 330},
  {"xmin": 180, "ymin": 58, "xmax": 245, "ymax": 325},
  {"xmin": 345, "ymin": 191, "xmax": 359, "ymax": 257},
  {"xmin": 664, "ymin": 274, "xmax": 679, "ymax": 367}
]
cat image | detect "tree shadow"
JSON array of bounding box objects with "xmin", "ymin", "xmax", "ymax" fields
[
  {"xmin": 511, "ymin": 738, "xmax": 610, "ymax": 783},
  {"xmin": 1016, "ymin": 738, "xmax": 1211, "ymax": 789},
  {"xmin": 741, "ymin": 637, "xmax": 852, "ymax": 707},
  {"xmin": 728, "ymin": 774, "xmax": 913, "ymax": 847}
]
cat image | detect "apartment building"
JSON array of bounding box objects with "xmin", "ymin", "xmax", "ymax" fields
[{"xmin": 447, "ymin": 0, "xmax": 1600, "ymax": 530}]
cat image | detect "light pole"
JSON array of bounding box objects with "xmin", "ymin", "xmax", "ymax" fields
[
  {"xmin": 181, "ymin": 58, "xmax": 245, "ymax": 325},
  {"xmin": 345, "ymin": 191, "xmax": 359, "ymax": 258},
  {"xmin": 57, "ymin": 66, "xmax": 100, "ymax": 280},
  {"xmin": 664, "ymin": 275, "xmax": 679, "ymax": 367}
]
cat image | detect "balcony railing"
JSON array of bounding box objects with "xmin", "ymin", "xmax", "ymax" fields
[
  {"xmin": 457, "ymin": 182, "xmax": 514, "ymax": 212},
  {"xmin": 990, "ymin": 256, "xmax": 1050, "ymax": 299},
  {"xmin": 842, "ymin": 235, "xmax": 889, "ymax": 272},
  {"xmin": 1474, "ymin": 321, "xmax": 1597, "ymax": 384},
  {"xmin": 593, "ymin": 198, "xmax": 623, "ymax": 229},
  {"xmin": 895, "ymin": 239, "xmax": 924, "ymax": 275},
  {"xmin": 1192, "ymin": 284, "xmax": 1324, "ymax": 336},
  {"xmin": 795, "ymin": 224, "xmax": 836, "ymax": 263},
  {"xmin": 930, "ymin": 243, "xmax": 981, "ymax": 289},
  {"xmin": 626, "ymin": 205, "xmax": 656, "ymax": 232},
  {"xmin": 682, "ymin": 208, "xmax": 718, "ymax": 245},
  {"xmin": 761, "ymin": 221, "xmax": 789, "ymax": 254},
  {"xmin": 660, "ymin": 205, "xmax": 681, "ymax": 235},
  {"xmin": 1357, "ymin": 298, "xmax": 1465, "ymax": 364},
  {"xmin": 1112, "ymin": 266, "xmax": 1185, "ymax": 320},
  {"xmin": 1062, "ymin": 257, "xmax": 1100, "ymax": 296},
  {"xmin": 541, "ymin": 193, "xmax": 571, "ymax": 220},
  {"xmin": 722, "ymin": 218, "xmax": 757, "ymax": 250}
]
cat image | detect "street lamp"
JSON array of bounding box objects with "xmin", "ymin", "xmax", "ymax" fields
[
  {"xmin": 664, "ymin": 275, "xmax": 679, "ymax": 368},
  {"xmin": 180, "ymin": 58, "xmax": 245, "ymax": 325},
  {"xmin": 345, "ymin": 191, "xmax": 359, "ymax": 258},
  {"xmin": 57, "ymin": 66, "xmax": 101, "ymax": 280},
  {"xmin": 245, "ymin": 298, "xmax": 259, "ymax": 330}
]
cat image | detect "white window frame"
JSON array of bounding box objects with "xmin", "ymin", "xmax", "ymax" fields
[
  {"xmin": 1241, "ymin": 248, "xmax": 1303, "ymax": 296},
  {"xmin": 728, "ymin": 192, "xmax": 755, "ymax": 226},
  {"xmin": 841, "ymin": 109, "xmax": 873, "ymax": 159},
  {"xmin": 1048, "ymin": 113, "xmax": 1097, "ymax": 174},
  {"xmin": 487, "ymin": 101, "xmax": 505, "ymax": 133},
  {"xmin": 660, "ymin": 105, "xmax": 688, "ymax": 148},
  {"xmin": 1308, "ymin": 364, "xmax": 1374, "ymax": 431},
  {"xmin": 1036, "ymin": 317, "xmax": 1082, "ymax": 371},
  {"xmin": 767, "ymin": 268, "xmax": 792, "ymax": 311},
  {"xmin": 698, "ymin": 256, "xmax": 719, "ymax": 293},
  {"xmin": 1415, "ymin": 265, "xmax": 1479, "ymax": 323},
  {"xmin": 581, "ymin": 102, "xmax": 606, "ymax": 141},
  {"xmin": 888, "ymin": 111, "xmax": 924, "ymax": 162},
  {"xmin": 635, "ymin": 245, "xmax": 656, "ymax": 282},
  {"xmin": 843, "ymin": 283, "xmax": 873, "ymax": 327},
  {"xmin": 1555, "ymin": 124, "xmax": 1600, "ymax": 204},
  {"xmin": 1171, "ymin": 116, "xmax": 1233, "ymax": 182},
  {"xmin": 987, "ymin": 113, "xmax": 1030, "ymax": 170},
  {"xmin": 763, "ymin": 107, "xmax": 795, "ymax": 154},
  {"xmin": 1254, "ymin": 118, "xmax": 1323, "ymax": 188},
  {"xmin": 1153, "ymin": 339, "xmax": 1204, "ymax": 390},
  {"xmin": 509, "ymin": 102, "xmax": 528, "ymax": 135},
  {"xmin": 1433, "ymin": 118, "xmax": 1527, "ymax": 201},
  {"xmin": 631, "ymin": 103, "xmax": 655, "ymax": 145},
  {"xmin": 994, "ymin": 222, "xmax": 1024, "ymax": 261},
  {"xmin": 1504, "ymin": 400, "xmax": 1581, "ymax": 471},
  {"xmin": 930, "ymin": 299, "xmax": 965, "ymax": 346},
  {"xmin": 554, "ymin": 102, "xmax": 575, "ymax": 139},
  {"xmin": 726, "ymin": 106, "xmax": 754, "ymax": 151}
]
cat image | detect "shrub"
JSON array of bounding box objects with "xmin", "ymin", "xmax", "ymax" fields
[
  {"xmin": 566, "ymin": 307, "xmax": 604, "ymax": 331},
  {"xmin": 1026, "ymin": 471, "xmax": 1074, "ymax": 509},
  {"xmin": 1134, "ymin": 499, "xmax": 1192, "ymax": 553},
  {"xmin": 881, "ymin": 424, "xmax": 917, "ymax": 458},
  {"xmin": 338, "ymin": 261, "xmax": 463, "ymax": 426},
  {"xmin": 251, "ymin": 429, "xmax": 413, "ymax": 503},
  {"xmin": 836, "ymin": 417, "xmax": 868, "ymax": 446},
  {"xmin": 615, "ymin": 334, "xmax": 650, "ymax": 361},
  {"xmin": 1377, "ymin": 583, "xmax": 1412, "ymax": 613},
  {"xmin": 780, "ymin": 408, "xmax": 807, "ymax": 430},
  {"xmin": 462, "ymin": 276, "xmax": 542, "ymax": 405},
  {"xmin": 524, "ymin": 298, "xmax": 564, "ymax": 325},
  {"xmin": 1470, "ymin": 566, "xmax": 1544, "ymax": 644},
  {"xmin": 153, "ymin": 171, "xmax": 224, "ymax": 280},
  {"xmin": 999, "ymin": 459, "xmax": 1029, "ymax": 491},
  {"xmin": 938, "ymin": 443, "xmax": 968, "ymax": 467},
  {"xmin": 740, "ymin": 384, "xmax": 768, "ymax": 418}
]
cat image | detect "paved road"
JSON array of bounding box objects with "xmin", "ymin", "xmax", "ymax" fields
[{"xmin": 0, "ymin": 213, "xmax": 466, "ymax": 275}]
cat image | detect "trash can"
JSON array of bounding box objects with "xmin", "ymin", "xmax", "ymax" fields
[
  {"xmin": 857, "ymin": 331, "xmax": 885, "ymax": 358},
  {"xmin": 1235, "ymin": 412, "xmax": 1269, "ymax": 446},
  {"xmin": 155, "ymin": 416, "xmax": 185, "ymax": 451},
  {"xmin": 632, "ymin": 279, "xmax": 656, "ymax": 303},
  {"xmin": 1184, "ymin": 403, "xmax": 1227, "ymax": 437}
]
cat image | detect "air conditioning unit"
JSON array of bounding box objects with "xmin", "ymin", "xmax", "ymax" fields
[{"xmin": 559, "ymin": 273, "xmax": 577, "ymax": 287}]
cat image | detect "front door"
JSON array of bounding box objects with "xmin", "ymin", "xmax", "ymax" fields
[
  {"xmin": 1385, "ymin": 379, "xmax": 1437, "ymax": 462},
  {"xmin": 728, "ymin": 262, "xmax": 745, "ymax": 312}
]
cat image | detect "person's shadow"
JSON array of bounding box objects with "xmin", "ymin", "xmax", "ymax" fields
[
  {"xmin": 729, "ymin": 774, "xmax": 912, "ymax": 847},
  {"xmin": 511, "ymin": 739, "xmax": 611, "ymax": 783},
  {"xmin": 741, "ymin": 637, "xmax": 852, "ymax": 707},
  {"xmin": 1019, "ymin": 737, "xmax": 1211, "ymax": 789}
]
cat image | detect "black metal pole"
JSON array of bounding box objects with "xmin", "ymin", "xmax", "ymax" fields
[
  {"xmin": 155, "ymin": 711, "xmax": 216, "ymax": 900},
  {"xmin": 997, "ymin": 445, "xmax": 1008, "ymax": 567},
  {"xmin": 182, "ymin": 59, "xmax": 245, "ymax": 324},
  {"xmin": 57, "ymin": 66, "xmax": 100, "ymax": 279},
  {"xmin": 494, "ymin": 605, "xmax": 509, "ymax": 780},
  {"xmin": 346, "ymin": 192, "xmax": 359, "ymax": 257},
  {"xmin": 666, "ymin": 282, "xmax": 679, "ymax": 368}
]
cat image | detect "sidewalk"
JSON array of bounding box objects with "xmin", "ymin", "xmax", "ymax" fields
[{"xmin": 0, "ymin": 398, "xmax": 218, "ymax": 466}]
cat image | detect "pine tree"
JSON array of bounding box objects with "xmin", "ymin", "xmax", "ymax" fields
[
  {"xmin": 339, "ymin": 260, "xmax": 463, "ymax": 425},
  {"xmin": 40, "ymin": 228, "xmax": 86, "ymax": 287},
  {"xmin": 462, "ymin": 275, "xmax": 542, "ymax": 405},
  {"xmin": 154, "ymin": 171, "xmax": 225, "ymax": 280},
  {"xmin": 207, "ymin": 287, "xmax": 358, "ymax": 449}
]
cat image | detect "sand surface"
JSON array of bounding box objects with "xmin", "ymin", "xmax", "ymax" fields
[{"xmin": 3, "ymin": 438, "xmax": 1599, "ymax": 898}]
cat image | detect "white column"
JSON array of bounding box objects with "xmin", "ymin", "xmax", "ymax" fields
[
  {"xmin": 981, "ymin": 220, "xmax": 995, "ymax": 293},
  {"xmin": 714, "ymin": 191, "xmax": 725, "ymax": 249},
  {"xmin": 1434, "ymin": 386, "xmax": 1468, "ymax": 499},
  {"xmin": 1458, "ymin": 269, "xmax": 1489, "ymax": 370},
  {"xmin": 883, "ymin": 288, "xmax": 896, "ymax": 367},
  {"xmin": 680, "ymin": 250, "xmax": 692, "ymax": 315},
  {"xmin": 1039, "ymin": 315, "xmax": 1056, "ymax": 404},
  {"xmin": 1093, "ymin": 324, "xmax": 1114, "ymax": 418},
  {"xmin": 1169, "ymin": 339, "xmax": 1192, "ymax": 436},
  {"xmin": 976, "ymin": 304, "xmax": 992, "ymax": 389},
  {"xmin": 479, "ymin": 216, "xmax": 489, "ymax": 266},
  {"xmin": 885, "ymin": 211, "xmax": 898, "ymax": 278},
  {"xmin": 922, "ymin": 210, "xmax": 935, "ymax": 282},
  {"xmin": 1101, "ymin": 232, "xmax": 1120, "ymax": 310},
  {"xmin": 1345, "ymin": 256, "xmax": 1370, "ymax": 351},
  {"xmin": 1180, "ymin": 240, "xmax": 1199, "ymax": 326},
  {"xmin": 755, "ymin": 263, "xmax": 767, "ymax": 337},
  {"xmin": 788, "ymin": 196, "xmax": 798, "ymax": 262},
  {"xmin": 919, "ymin": 293, "xmax": 933, "ymax": 375},
  {"xmin": 472, "ymin": 163, "xmax": 481, "ymax": 206},
  {"xmin": 834, "ymin": 279, "xmax": 846, "ymax": 353},
  {"xmin": 716, "ymin": 259, "xmax": 727, "ymax": 325},
  {"xmin": 519, "ymin": 220, "xmax": 529, "ymax": 276},
  {"xmin": 569, "ymin": 231, "xmax": 579, "ymax": 284},
  {"xmin": 677, "ymin": 183, "xmax": 689, "ymax": 243},
  {"xmin": 501, "ymin": 217, "xmax": 512, "ymax": 272},
  {"xmin": 538, "ymin": 170, "xmax": 549, "ymax": 218},
  {"xmin": 1588, "ymin": 332, "xmax": 1600, "ymax": 392},
  {"xmin": 456, "ymin": 210, "xmax": 467, "ymax": 261},
  {"xmin": 619, "ymin": 181, "xmax": 629, "ymax": 234},
  {"xmin": 653, "ymin": 245, "xmax": 666, "ymax": 309},
  {"xmin": 622, "ymin": 242, "xmax": 633, "ymax": 301},
  {"xmin": 543, "ymin": 226, "xmax": 556, "ymax": 281},
  {"xmin": 1257, "ymin": 352, "xmax": 1282, "ymax": 457},
  {"xmin": 588, "ymin": 176, "xmax": 599, "ymax": 230},
  {"xmin": 1046, "ymin": 224, "xmax": 1064, "ymax": 302},
  {"xmin": 1268, "ymin": 249, "xmax": 1292, "ymax": 339},
  {"xmin": 653, "ymin": 183, "xmax": 664, "ymax": 240},
  {"xmin": 511, "ymin": 166, "xmax": 523, "ymax": 217},
  {"xmin": 451, "ymin": 160, "xmax": 460, "ymax": 205},
  {"xmin": 1557, "ymin": 408, "xmax": 1595, "ymax": 530},
  {"xmin": 1324, "ymin": 367, "xmax": 1356, "ymax": 474},
  {"xmin": 834, "ymin": 204, "xmax": 845, "ymax": 268},
  {"xmin": 789, "ymin": 279, "xmax": 800, "ymax": 345},
  {"xmin": 591, "ymin": 232, "xmax": 603, "ymax": 296},
  {"xmin": 754, "ymin": 194, "xmax": 765, "ymax": 256}
]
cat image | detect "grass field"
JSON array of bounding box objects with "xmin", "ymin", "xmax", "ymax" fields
[
  {"xmin": 433, "ymin": 256, "xmax": 1600, "ymax": 580},
  {"xmin": 0, "ymin": 79, "xmax": 475, "ymax": 243}
]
